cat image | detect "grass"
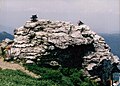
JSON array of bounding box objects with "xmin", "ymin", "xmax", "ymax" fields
[
  {"xmin": 0, "ymin": 64, "xmax": 99, "ymax": 86},
  {"xmin": 0, "ymin": 69, "xmax": 56, "ymax": 86},
  {"xmin": 24, "ymin": 64, "xmax": 99, "ymax": 86}
]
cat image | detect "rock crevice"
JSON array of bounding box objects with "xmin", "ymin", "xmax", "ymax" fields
[{"xmin": 11, "ymin": 19, "xmax": 120, "ymax": 82}]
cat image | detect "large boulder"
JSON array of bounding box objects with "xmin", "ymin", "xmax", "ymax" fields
[{"xmin": 11, "ymin": 19, "xmax": 120, "ymax": 82}]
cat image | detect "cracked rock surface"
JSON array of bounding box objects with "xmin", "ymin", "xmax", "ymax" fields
[{"xmin": 11, "ymin": 19, "xmax": 120, "ymax": 82}]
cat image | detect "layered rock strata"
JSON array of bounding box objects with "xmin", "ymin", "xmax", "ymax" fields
[{"xmin": 11, "ymin": 19, "xmax": 120, "ymax": 82}]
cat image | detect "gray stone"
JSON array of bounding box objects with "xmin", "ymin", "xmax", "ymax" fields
[
  {"xmin": 26, "ymin": 60, "xmax": 34, "ymax": 64},
  {"xmin": 11, "ymin": 19, "xmax": 120, "ymax": 83}
]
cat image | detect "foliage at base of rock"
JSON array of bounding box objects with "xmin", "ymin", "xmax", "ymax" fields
[
  {"xmin": 24, "ymin": 64, "xmax": 99, "ymax": 86},
  {"xmin": 0, "ymin": 69, "xmax": 56, "ymax": 86}
]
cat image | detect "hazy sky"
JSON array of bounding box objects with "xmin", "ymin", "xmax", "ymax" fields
[{"xmin": 0, "ymin": 0, "xmax": 119, "ymax": 34}]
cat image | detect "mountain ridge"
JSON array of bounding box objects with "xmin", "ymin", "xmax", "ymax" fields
[
  {"xmin": 0, "ymin": 31, "xmax": 14, "ymax": 42},
  {"xmin": 100, "ymin": 33, "xmax": 120, "ymax": 57}
]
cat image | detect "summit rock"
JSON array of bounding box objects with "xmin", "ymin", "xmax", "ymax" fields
[{"xmin": 11, "ymin": 19, "xmax": 120, "ymax": 83}]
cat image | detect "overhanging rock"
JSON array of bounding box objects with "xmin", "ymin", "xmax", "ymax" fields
[{"xmin": 11, "ymin": 19, "xmax": 120, "ymax": 82}]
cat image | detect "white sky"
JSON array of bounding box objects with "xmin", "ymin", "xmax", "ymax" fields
[{"xmin": 0, "ymin": 0, "xmax": 119, "ymax": 34}]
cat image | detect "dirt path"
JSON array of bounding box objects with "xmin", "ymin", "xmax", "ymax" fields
[{"xmin": 0, "ymin": 58, "xmax": 40, "ymax": 78}]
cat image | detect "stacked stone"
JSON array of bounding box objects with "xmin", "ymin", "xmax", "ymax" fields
[
  {"xmin": 11, "ymin": 19, "xmax": 120, "ymax": 82},
  {"xmin": 11, "ymin": 20, "xmax": 94, "ymax": 62},
  {"xmin": 83, "ymin": 34, "xmax": 119, "ymax": 71},
  {"xmin": 12, "ymin": 19, "xmax": 119, "ymax": 64}
]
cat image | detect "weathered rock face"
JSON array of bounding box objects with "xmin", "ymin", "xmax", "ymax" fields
[{"xmin": 11, "ymin": 19, "xmax": 120, "ymax": 82}]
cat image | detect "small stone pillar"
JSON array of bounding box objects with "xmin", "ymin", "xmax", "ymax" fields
[
  {"xmin": 31, "ymin": 15, "xmax": 38, "ymax": 22},
  {"xmin": 78, "ymin": 20, "xmax": 84, "ymax": 26}
]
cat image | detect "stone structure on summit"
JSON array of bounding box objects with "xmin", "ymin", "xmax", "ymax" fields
[
  {"xmin": 11, "ymin": 16, "xmax": 120, "ymax": 84},
  {"xmin": 30, "ymin": 15, "xmax": 38, "ymax": 22}
]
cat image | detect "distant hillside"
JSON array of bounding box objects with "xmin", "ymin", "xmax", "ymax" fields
[
  {"xmin": 0, "ymin": 25, "xmax": 13, "ymax": 34},
  {"xmin": 100, "ymin": 33, "xmax": 120, "ymax": 57},
  {"xmin": 0, "ymin": 31, "xmax": 14, "ymax": 42}
]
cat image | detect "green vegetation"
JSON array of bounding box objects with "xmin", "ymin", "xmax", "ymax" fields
[
  {"xmin": 0, "ymin": 64, "xmax": 99, "ymax": 86},
  {"xmin": 0, "ymin": 69, "xmax": 56, "ymax": 86},
  {"xmin": 24, "ymin": 64, "xmax": 99, "ymax": 86}
]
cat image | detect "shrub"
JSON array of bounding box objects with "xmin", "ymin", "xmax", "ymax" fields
[
  {"xmin": 61, "ymin": 76, "xmax": 74, "ymax": 86},
  {"xmin": 42, "ymin": 69, "xmax": 62, "ymax": 83},
  {"xmin": 60, "ymin": 68, "xmax": 78, "ymax": 76}
]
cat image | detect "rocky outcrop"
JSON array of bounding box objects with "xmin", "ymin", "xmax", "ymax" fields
[
  {"xmin": 0, "ymin": 38, "xmax": 14, "ymax": 59},
  {"xmin": 11, "ymin": 19, "xmax": 120, "ymax": 83}
]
